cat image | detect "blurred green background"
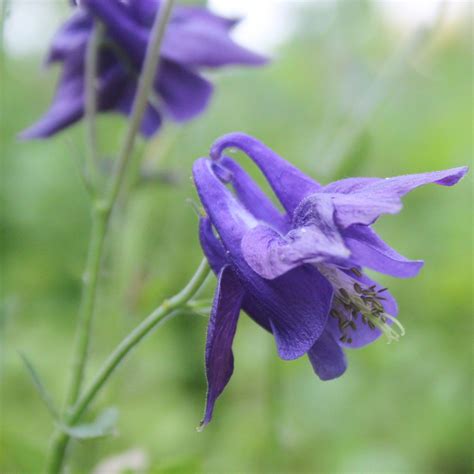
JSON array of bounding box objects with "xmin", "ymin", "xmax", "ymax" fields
[{"xmin": 1, "ymin": 1, "xmax": 472, "ymax": 473}]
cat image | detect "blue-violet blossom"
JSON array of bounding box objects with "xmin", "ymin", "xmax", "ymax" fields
[
  {"xmin": 193, "ymin": 132, "xmax": 468, "ymax": 427},
  {"xmin": 20, "ymin": 1, "xmax": 266, "ymax": 139}
]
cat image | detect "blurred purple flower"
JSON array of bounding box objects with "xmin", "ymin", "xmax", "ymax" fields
[
  {"xmin": 20, "ymin": 1, "xmax": 266, "ymax": 140},
  {"xmin": 193, "ymin": 132, "xmax": 468, "ymax": 426}
]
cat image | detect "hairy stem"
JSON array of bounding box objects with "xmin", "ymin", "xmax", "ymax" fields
[{"xmin": 47, "ymin": 259, "xmax": 210, "ymax": 474}]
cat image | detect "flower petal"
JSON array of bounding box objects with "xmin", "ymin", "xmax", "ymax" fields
[
  {"xmin": 307, "ymin": 330, "xmax": 347, "ymax": 381},
  {"xmin": 241, "ymin": 222, "xmax": 350, "ymax": 280},
  {"xmin": 199, "ymin": 217, "xmax": 272, "ymax": 332},
  {"xmin": 210, "ymin": 133, "xmax": 321, "ymax": 216},
  {"xmin": 201, "ymin": 265, "xmax": 244, "ymax": 427},
  {"xmin": 131, "ymin": 2, "xmax": 238, "ymax": 30},
  {"xmin": 344, "ymin": 225, "xmax": 423, "ymax": 278},
  {"xmin": 331, "ymin": 192, "xmax": 402, "ymax": 228},
  {"xmin": 19, "ymin": 55, "xmax": 85, "ymax": 139},
  {"xmin": 171, "ymin": 5, "xmax": 239, "ymax": 30},
  {"xmin": 193, "ymin": 158, "xmax": 333, "ymax": 360},
  {"xmin": 46, "ymin": 10, "xmax": 92, "ymax": 64},
  {"xmin": 155, "ymin": 60, "xmax": 213, "ymax": 122},
  {"xmin": 83, "ymin": 0, "xmax": 148, "ymax": 67},
  {"xmin": 220, "ymin": 157, "xmax": 289, "ymax": 231},
  {"xmin": 324, "ymin": 167, "xmax": 468, "ymax": 196},
  {"xmin": 248, "ymin": 264, "xmax": 333, "ymax": 360},
  {"xmin": 240, "ymin": 193, "xmax": 350, "ymax": 279},
  {"xmin": 322, "ymin": 177, "xmax": 380, "ymax": 194},
  {"xmin": 362, "ymin": 167, "xmax": 469, "ymax": 197},
  {"xmin": 193, "ymin": 158, "xmax": 258, "ymax": 248},
  {"xmin": 161, "ymin": 21, "xmax": 267, "ymax": 68},
  {"xmin": 199, "ymin": 217, "xmax": 227, "ymax": 274},
  {"xmin": 20, "ymin": 53, "xmax": 129, "ymax": 139},
  {"xmin": 197, "ymin": 173, "xmax": 285, "ymax": 334}
]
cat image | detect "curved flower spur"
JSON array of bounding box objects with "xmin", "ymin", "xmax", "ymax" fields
[
  {"xmin": 193, "ymin": 132, "xmax": 468, "ymax": 427},
  {"xmin": 20, "ymin": 1, "xmax": 266, "ymax": 139}
]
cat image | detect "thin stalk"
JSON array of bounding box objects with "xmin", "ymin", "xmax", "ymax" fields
[
  {"xmin": 105, "ymin": 0, "xmax": 174, "ymax": 210},
  {"xmin": 63, "ymin": 0, "xmax": 175, "ymax": 410},
  {"xmin": 74, "ymin": 258, "xmax": 209, "ymax": 422},
  {"xmin": 84, "ymin": 20, "xmax": 104, "ymax": 192},
  {"xmin": 47, "ymin": 259, "xmax": 210, "ymax": 474},
  {"xmin": 64, "ymin": 210, "xmax": 108, "ymax": 408}
]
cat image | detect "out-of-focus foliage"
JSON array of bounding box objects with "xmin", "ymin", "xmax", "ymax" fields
[{"xmin": 1, "ymin": 2, "xmax": 472, "ymax": 473}]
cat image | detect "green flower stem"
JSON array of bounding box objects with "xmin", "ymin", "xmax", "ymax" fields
[
  {"xmin": 64, "ymin": 0, "xmax": 175, "ymax": 410},
  {"xmin": 47, "ymin": 259, "xmax": 210, "ymax": 474},
  {"xmin": 64, "ymin": 209, "xmax": 108, "ymax": 409},
  {"xmin": 74, "ymin": 258, "xmax": 209, "ymax": 423},
  {"xmin": 84, "ymin": 20, "xmax": 104, "ymax": 192}
]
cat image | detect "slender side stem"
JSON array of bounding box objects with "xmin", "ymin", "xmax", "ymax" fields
[
  {"xmin": 47, "ymin": 259, "xmax": 210, "ymax": 474},
  {"xmin": 63, "ymin": 0, "xmax": 175, "ymax": 411},
  {"xmin": 74, "ymin": 258, "xmax": 209, "ymax": 422},
  {"xmin": 84, "ymin": 20, "xmax": 104, "ymax": 192}
]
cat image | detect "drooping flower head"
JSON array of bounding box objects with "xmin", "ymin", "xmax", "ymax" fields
[
  {"xmin": 193, "ymin": 132, "xmax": 468, "ymax": 427},
  {"xmin": 20, "ymin": 1, "xmax": 266, "ymax": 139}
]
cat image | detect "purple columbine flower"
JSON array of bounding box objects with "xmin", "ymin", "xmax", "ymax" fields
[
  {"xmin": 193, "ymin": 132, "xmax": 468, "ymax": 427},
  {"xmin": 20, "ymin": 1, "xmax": 266, "ymax": 140}
]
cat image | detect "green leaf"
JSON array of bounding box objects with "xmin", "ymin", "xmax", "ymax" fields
[
  {"xmin": 61, "ymin": 407, "xmax": 118, "ymax": 440},
  {"xmin": 19, "ymin": 352, "xmax": 60, "ymax": 420}
]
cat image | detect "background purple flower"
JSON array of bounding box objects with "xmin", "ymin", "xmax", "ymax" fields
[
  {"xmin": 195, "ymin": 132, "xmax": 468, "ymax": 425},
  {"xmin": 20, "ymin": 1, "xmax": 266, "ymax": 140}
]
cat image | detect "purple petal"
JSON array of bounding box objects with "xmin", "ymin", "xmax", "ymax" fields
[
  {"xmin": 20, "ymin": 54, "xmax": 130, "ymax": 139},
  {"xmin": 322, "ymin": 177, "xmax": 380, "ymax": 194},
  {"xmin": 199, "ymin": 217, "xmax": 272, "ymax": 332},
  {"xmin": 362, "ymin": 167, "xmax": 469, "ymax": 197},
  {"xmin": 19, "ymin": 96, "xmax": 83, "ymax": 140},
  {"xmin": 201, "ymin": 265, "xmax": 244, "ymax": 428},
  {"xmin": 161, "ymin": 21, "xmax": 266, "ymax": 68},
  {"xmin": 156, "ymin": 60, "xmax": 213, "ymax": 122},
  {"xmin": 220, "ymin": 157, "xmax": 289, "ymax": 232},
  {"xmin": 19, "ymin": 55, "xmax": 85, "ymax": 139},
  {"xmin": 130, "ymin": 1, "xmax": 238, "ymax": 30},
  {"xmin": 344, "ymin": 225, "xmax": 423, "ymax": 278},
  {"xmin": 210, "ymin": 133, "xmax": 321, "ymax": 216},
  {"xmin": 307, "ymin": 330, "xmax": 347, "ymax": 381},
  {"xmin": 127, "ymin": 0, "xmax": 160, "ymax": 26},
  {"xmin": 331, "ymin": 192, "xmax": 402, "ymax": 228},
  {"xmin": 241, "ymin": 223, "xmax": 349, "ymax": 280},
  {"xmin": 239, "ymin": 193, "xmax": 349, "ymax": 279},
  {"xmin": 199, "ymin": 217, "xmax": 227, "ymax": 275},
  {"xmin": 245, "ymin": 264, "xmax": 333, "ymax": 360},
  {"xmin": 46, "ymin": 10, "xmax": 92, "ymax": 64},
  {"xmin": 193, "ymin": 158, "xmax": 258, "ymax": 249},
  {"xmin": 171, "ymin": 5, "xmax": 239, "ymax": 30},
  {"xmin": 82, "ymin": 0, "xmax": 148, "ymax": 68},
  {"xmin": 115, "ymin": 82, "xmax": 162, "ymax": 137},
  {"xmin": 193, "ymin": 158, "xmax": 333, "ymax": 359},
  {"xmin": 324, "ymin": 167, "xmax": 468, "ymax": 196}
]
